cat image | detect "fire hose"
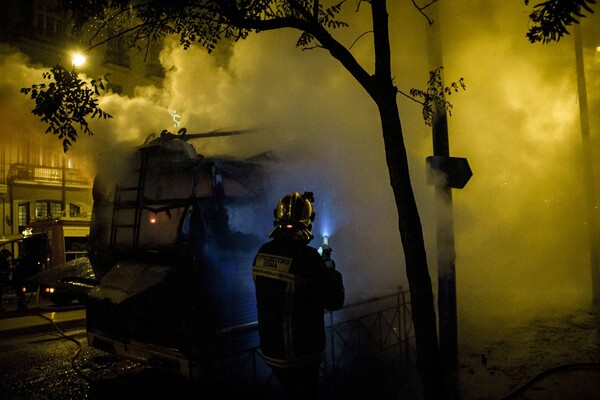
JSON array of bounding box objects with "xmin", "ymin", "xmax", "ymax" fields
[
  {"xmin": 36, "ymin": 313, "xmax": 95, "ymax": 383},
  {"xmin": 496, "ymin": 362, "xmax": 600, "ymax": 399}
]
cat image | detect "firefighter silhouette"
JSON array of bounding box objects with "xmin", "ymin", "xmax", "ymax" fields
[{"xmin": 253, "ymin": 192, "xmax": 344, "ymax": 399}]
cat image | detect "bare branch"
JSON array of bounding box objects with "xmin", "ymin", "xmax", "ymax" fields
[
  {"xmin": 411, "ymin": 0, "xmax": 438, "ymax": 26},
  {"xmin": 348, "ymin": 30, "xmax": 373, "ymax": 50},
  {"xmin": 86, "ymin": 4, "xmax": 142, "ymax": 47}
]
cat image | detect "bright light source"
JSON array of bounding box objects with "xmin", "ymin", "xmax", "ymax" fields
[
  {"xmin": 72, "ymin": 53, "xmax": 86, "ymax": 67},
  {"xmin": 596, "ymin": 46, "xmax": 600, "ymax": 52},
  {"xmin": 150, "ymin": 215, "xmax": 157, "ymax": 224}
]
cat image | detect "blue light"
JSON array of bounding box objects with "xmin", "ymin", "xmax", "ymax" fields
[{"xmin": 318, "ymin": 210, "xmax": 333, "ymax": 238}]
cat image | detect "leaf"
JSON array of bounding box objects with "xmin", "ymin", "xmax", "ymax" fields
[
  {"xmin": 409, "ymin": 67, "xmax": 467, "ymax": 126},
  {"xmin": 526, "ymin": 0, "xmax": 596, "ymax": 43},
  {"xmin": 21, "ymin": 63, "xmax": 112, "ymax": 152}
]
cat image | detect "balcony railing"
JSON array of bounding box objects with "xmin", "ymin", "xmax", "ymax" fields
[{"xmin": 7, "ymin": 164, "xmax": 91, "ymax": 186}]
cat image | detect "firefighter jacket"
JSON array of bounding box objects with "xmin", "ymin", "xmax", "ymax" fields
[{"xmin": 253, "ymin": 238, "xmax": 345, "ymax": 369}]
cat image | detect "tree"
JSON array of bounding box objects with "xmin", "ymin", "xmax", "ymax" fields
[
  {"xmin": 525, "ymin": 0, "xmax": 596, "ymax": 43},
  {"xmin": 21, "ymin": 1, "xmax": 467, "ymax": 398},
  {"xmin": 20, "ymin": 65, "xmax": 111, "ymax": 152}
]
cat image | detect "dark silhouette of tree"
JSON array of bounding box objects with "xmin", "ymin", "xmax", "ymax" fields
[
  {"xmin": 525, "ymin": 0, "xmax": 596, "ymax": 43},
  {"xmin": 20, "ymin": 65, "xmax": 111, "ymax": 151},
  {"xmin": 20, "ymin": 1, "xmax": 471, "ymax": 398}
]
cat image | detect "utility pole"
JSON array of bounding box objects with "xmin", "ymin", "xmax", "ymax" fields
[
  {"xmin": 426, "ymin": 6, "xmax": 458, "ymax": 395},
  {"xmin": 574, "ymin": 23, "xmax": 600, "ymax": 303},
  {"xmin": 426, "ymin": 6, "xmax": 472, "ymax": 397}
]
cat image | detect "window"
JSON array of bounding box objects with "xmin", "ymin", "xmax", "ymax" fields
[
  {"xmin": 69, "ymin": 204, "xmax": 81, "ymax": 217},
  {"xmin": 104, "ymin": 27, "xmax": 131, "ymax": 68},
  {"xmin": 33, "ymin": 0, "xmax": 67, "ymax": 40},
  {"xmin": 35, "ymin": 200, "xmax": 62, "ymax": 218},
  {"xmin": 18, "ymin": 203, "xmax": 30, "ymax": 233}
]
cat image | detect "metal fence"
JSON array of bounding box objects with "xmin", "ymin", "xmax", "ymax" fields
[
  {"xmin": 324, "ymin": 288, "xmax": 413, "ymax": 371},
  {"xmin": 212, "ymin": 287, "xmax": 414, "ymax": 397}
]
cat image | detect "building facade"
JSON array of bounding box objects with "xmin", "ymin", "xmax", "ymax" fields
[{"xmin": 0, "ymin": 0, "xmax": 164, "ymax": 252}]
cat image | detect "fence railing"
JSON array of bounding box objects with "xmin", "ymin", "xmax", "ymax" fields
[
  {"xmin": 213, "ymin": 287, "xmax": 414, "ymax": 396},
  {"xmin": 323, "ymin": 288, "xmax": 413, "ymax": 372}
]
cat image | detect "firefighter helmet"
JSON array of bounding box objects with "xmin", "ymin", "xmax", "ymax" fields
[{"xmin": 269, "ymin": 192, "xmax": 315, "ymax": 241}]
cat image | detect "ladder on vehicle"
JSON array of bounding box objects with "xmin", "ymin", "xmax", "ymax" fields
[{"xmin": 109, "ymin": 151, "xmax": 148, "ymax": 252}]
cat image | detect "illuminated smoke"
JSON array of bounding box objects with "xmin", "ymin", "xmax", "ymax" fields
[
  {"xmin": 0, "ymin": 46, "xmax": 65, "ymax": 152},
  {"xmin": 436, "ymin": 1, "xmax": 600, "ymax": 326},
  {"xmin": 1, "ymin": 1, "xmax": 599, "ymax": 318}
]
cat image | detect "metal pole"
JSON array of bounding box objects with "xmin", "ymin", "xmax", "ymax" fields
[
  {"xmin": 574, "ymin": 24, "xmax": 600, "ymax": 303},
  {"xmin": 426, "ymin": 6, "xmax": 459, "ymax": 395},
  {"xmin": 61, "ymin": 158, "xmax": 67, "ymax": 216}
]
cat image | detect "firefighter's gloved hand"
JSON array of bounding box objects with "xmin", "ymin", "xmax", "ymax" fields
[
  {"xmin": 324, "ymin": 258, "xmax": 336, "ymax": 270},
  {"xmin": 321, "ymin": 246, "xmax": 336, "ymax": 269}
]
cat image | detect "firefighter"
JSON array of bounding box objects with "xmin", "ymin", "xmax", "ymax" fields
[{"xmin": 253, "ymin": 192, "xmax": 345, "ymax": 400}]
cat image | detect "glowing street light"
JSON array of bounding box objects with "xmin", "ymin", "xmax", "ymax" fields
[{"xmin": 72, "ymin": 53, "xmax": 86, "ymax": 67}]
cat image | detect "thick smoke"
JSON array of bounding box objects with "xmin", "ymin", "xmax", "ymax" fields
[
  {"xmin": 0, "ymin": 46, "xmax": 69, "ymax": 156},
  {"xmin": 151, "ymin": 29, "xmax": 417, "ymax": 301},
  {"xmin": 2, "ymin": 1, "xmax": 599, "ymax": 319},
  {"xmin": 437, "ymin": 1, "xmax": 600, "ymax": 328}
]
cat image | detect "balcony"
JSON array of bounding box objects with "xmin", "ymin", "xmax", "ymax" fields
[{"xmin": 7, "ymin": 164, "xmax": 92, "ymax": 187}]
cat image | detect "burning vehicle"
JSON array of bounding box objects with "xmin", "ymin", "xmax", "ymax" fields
[{"xmin": 85, "ymin": 130, "xmax": 268, "ymax": 379}]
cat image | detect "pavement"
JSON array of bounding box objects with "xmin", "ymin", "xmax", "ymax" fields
[
  {"xmin": 2, "ymin": 292, "xmax": 600, "ymax": 400},
  {"xmin": 0, "ymin": 292, "xmax": 86, "ymax": 338},
  {"xmin": 458, "ymin": 302, "xmax": 600, "ymax": 400}
]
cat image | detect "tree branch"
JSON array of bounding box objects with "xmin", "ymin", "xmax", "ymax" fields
[
  {"xmin": 411, "ymin": 0, "xmax": 438, "ymax": 26},
  {"xmin": 232, "ymin": 10, "xmax": 375, "ymax": 96},
  {"xmin": 349, "ymin": 30, "xmax": 373, "ymax": 50}
]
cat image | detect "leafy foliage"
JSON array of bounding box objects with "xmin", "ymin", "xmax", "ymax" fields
[
  {"xmin": 54, "ymin": 1, "xmax": 352, "ymax": 55},
  {"xmin": 409, "ymin": 67, "xmax": 466, "ymax": 126},
  {"xmin": 525, "ymin": 0, "xmax": 596, "ymax": 43},
  {"xmin": 20, "ymin": 65, "xmax": 112, "ymax": 152},
  {"xmin": 23, "ymin": 0, "xmax": 354, "ymax": 148},
  {"xmin": 297, "ymin": 1, "xmax": 349, "ymax": 48}
]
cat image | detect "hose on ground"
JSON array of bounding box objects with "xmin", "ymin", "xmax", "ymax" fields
[
  {"xmin": 36, "ymin": 313, "xmax": 96, "ymax": 383},
  {"xmin": 497, "ymin": 362, "xmax": 600, "ymax": 400}
]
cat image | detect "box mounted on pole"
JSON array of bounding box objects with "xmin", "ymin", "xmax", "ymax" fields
[{"xmin": 426, "ymin": 156, "xmax": 473, "ymax": 189}]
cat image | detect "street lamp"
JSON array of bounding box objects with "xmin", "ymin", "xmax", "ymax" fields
[{"xmin": 72, "ymin": 52, "xmax": 86, "ymax": 67}]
